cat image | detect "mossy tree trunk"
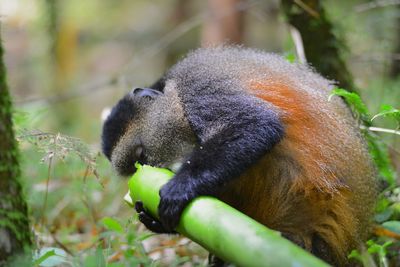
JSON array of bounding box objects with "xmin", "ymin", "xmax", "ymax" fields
[
  {"xmin": 0, "ymin": 27, "xmax": 32, "ymax": 265},
  {"xmin": 281, "ymin": 0, "xmax": 356, "ymax": 92}
]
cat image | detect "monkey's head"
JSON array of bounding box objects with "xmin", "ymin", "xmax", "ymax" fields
[{"xmin": 101, "ymin": 83, "xmax": 196, "ymax": 176}]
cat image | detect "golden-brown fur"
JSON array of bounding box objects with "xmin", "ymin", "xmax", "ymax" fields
[{"xmin": 218, "ymin": 77, "xmax": 377, "ymax": 266}]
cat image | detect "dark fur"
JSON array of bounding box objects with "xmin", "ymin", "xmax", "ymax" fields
[
  {"xmin": 158, "ymin": 93, "xmax": 284, "ymax": 230},
  {"xmin": 102, "ymin": 94, "xmax": 137, "ymax": 160}
]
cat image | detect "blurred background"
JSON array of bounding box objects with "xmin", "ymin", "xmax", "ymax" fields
[{"xmin": 1, "ymin": 0, "xmax": 400, "ymax": 266}]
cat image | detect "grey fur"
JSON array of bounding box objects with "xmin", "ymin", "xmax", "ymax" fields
[{"xmin": 110, "ymin": 80, "xmax": 196, "ymax": 173}]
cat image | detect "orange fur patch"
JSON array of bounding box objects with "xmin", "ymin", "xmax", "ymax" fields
[
  {"xmin": 235, "ymin": 81, "xmax": 359, "ymax": 263},
  {"xmin": 249, "ymin": 81, "xmax": 345, "ymax": 193}
]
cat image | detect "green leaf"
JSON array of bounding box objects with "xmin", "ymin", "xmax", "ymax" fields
[
  {"xmin": 367, "ymin": 242, "xmax": 381, "ymax": 254},
  {"xmin": 124, "ymin": 191, "xmax": 133, "ymax": 206},
  {"xmin": 137, "ymin": 232, "xmax": 157, "ymax": 241},
  {"xmin": 372, "ymin": 104, "xmax": 400, "ymax": 125},
  {"xmin": 33, "ymin": 250, "xmax": 55, "ymax": 266},
  {"xmin": 82, "ymin": 247, "xmax": 107, "ymax": 267},
  {"xmin": 107, "ymin": 263, "xmax": 126, "ymax": 267},
  {"xmin": 375, "ymin": 197, "xmax": 391, "ymax": 213},
  {"xmin": 95, "ymin": 247, "xmax": 106, "ymax": 267},
  {"xmin": 347, "ymin": 249, "xmax": 363, "ymax": 262},
  {"xmin": 329, "ymin": 88, "xmax": 369, "ymax": 118},
  {"xmin": 101, "ymin": 217, "xmax": 124, "ymax": 233},
  {"xmin": 374, "ymin": 208, "xmax": 393, "ymax": 223},
  {"xmin": 285, "ymin": 52, "xmax": 296, "ymax": 63},
  {"xmin": 12, "ymin": 110, "xmax": 29, "ymax": 127},
  {"xmin": 33, "ymin": 248, "xmax": 68, "ymax": 267},
  {"xmin": 382, "ymin": 220, "xmax": 400, "ymax": 234},
  {"xmin": 391, "ymin": 202, "xmax": 400, "ymax": 217}
]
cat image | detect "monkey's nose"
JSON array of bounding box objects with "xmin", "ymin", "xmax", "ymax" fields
[{"xmin": 131, "ymin": 88, "xmax": 162, "ymax": 98}]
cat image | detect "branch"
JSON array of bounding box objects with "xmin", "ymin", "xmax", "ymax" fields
[
  {"xmin": 293, "ymin": 0, "xmax": 320, "ymax": 18},
  {"xmin": 289, "ymin": 25, "xmax": 307, "ymax": 64},
  {"xmin": 367, "ymin": 126, "xmax": 400, "ymax": 136},
  {"xmin": 127, "ymin": 164, "xmax": 329, "ymax": 267}
]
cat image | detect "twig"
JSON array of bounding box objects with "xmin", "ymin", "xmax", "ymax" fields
[
  {"xmin": 293, "ymin": 0, "xmax": 320, "ymax": 18},
  {"xmin": 81, "ymin": 165, "xmax": 98, "ymax": 223},
  {"xmin": 44, "ymin": 225, "xmax": 75, "ymax": 256},
  {"xmin": 368, "ymin": 126, "xmax": 400, "ymax": 136},
  {"xmin": 289, "ymin": 26, "xmax": 307, "ymax": 64},
  {"xmin": 39, "ymin": 134, "xmax": 57, "ymax": 227}
]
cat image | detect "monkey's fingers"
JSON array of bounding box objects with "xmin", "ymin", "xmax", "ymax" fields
[
  {"xmin": 135, "ymin": 201, "xmax": 176, "ymax": 234},
  {"xmin": 134, "ymin": 201, "xmax": 146, "ymax": 213}
]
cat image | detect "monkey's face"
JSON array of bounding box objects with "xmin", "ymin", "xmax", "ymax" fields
[
  {"xmin": 101, "ymin": 83, "xmax": 196, "ymax": 177},
  {"xmin": 101, "ymin": 88, "xmax": 162, "ymax": 176}
]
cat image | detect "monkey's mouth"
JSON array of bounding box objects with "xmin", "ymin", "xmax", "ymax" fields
[
  {"xmin": 126, "ymin": 145, "xmax": 148, "ymax": 175},
  {"xmin": 115, "ymin": 161, "xmax": 137, "ymax": 177},
  {"xmin": 111, "ymin": 150, "xmax": 147, "ymax": 177},
  {"xmin": 126, "ymin": 158, "xmax": 147, "ymax": 176}
]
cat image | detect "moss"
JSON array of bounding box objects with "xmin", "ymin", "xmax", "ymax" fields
[{"xmin": 0, "ymin": 28, "xmax": 32, "ymax": 261}]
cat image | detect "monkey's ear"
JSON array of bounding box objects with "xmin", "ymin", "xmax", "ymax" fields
[{"xmin": 132, "ymin": 88, "xmax": 162, "ymax": 100}]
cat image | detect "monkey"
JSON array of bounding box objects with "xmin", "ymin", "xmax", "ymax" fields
[{"xmin": 101, "ymin": 46, "xmax": 377, "ymax": 266}]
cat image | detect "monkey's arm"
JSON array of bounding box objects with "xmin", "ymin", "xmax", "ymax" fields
[{"xmin": 157, "ymin": 93, "xmax": 284, "ymax": 231}]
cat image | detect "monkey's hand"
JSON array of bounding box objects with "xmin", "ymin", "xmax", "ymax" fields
[
  {"xmin": 135, "ymin": 201, "xmax": 177, "ymax": 234},
  {"xmin": 158, "ymin": 177, "xmax": 197, "ymax": 232}
]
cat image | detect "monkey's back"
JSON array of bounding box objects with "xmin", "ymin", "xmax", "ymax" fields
[{"xmin": 167, "ymin": 47, "xmax": 377, "ymax": 265}]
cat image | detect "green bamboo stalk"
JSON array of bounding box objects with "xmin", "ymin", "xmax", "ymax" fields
[{"xmin": 126, "ymin": 163, "xmax": 329, "ymax": 267}]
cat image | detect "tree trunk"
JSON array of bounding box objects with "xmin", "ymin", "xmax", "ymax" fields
[
  {"xmin": 0, "ymin": 27, "xmax": 32, "ymax": 265},
  {"xmin": 281, "ymin": 0, "xmax": 356, "ymax": 92},
  {"xmin": 201, "ymin": 0, "xmax": 245, "ymax": 47}
]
